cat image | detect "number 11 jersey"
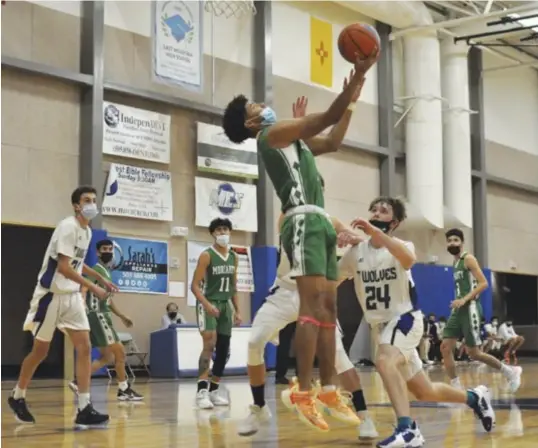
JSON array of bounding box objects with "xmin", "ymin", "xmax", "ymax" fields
[
  {"xmin": 338, "ymin": 238, "xmax": 417, "ymax": 324},
  {"xmin": 203, "ymin": 246, "xmax": 236, "ymax": 302}
]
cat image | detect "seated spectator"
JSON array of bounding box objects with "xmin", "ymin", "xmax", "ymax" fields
[
  {"xmin": 419, "ymin": 313, "xmax": 439, "ymax": 364},
  {"xmin": 436, "ymin": 316, "xmax": 447, "ymax": 340},
  {"xmin": 161, "ymin": 302, "xmax": 186, "ymax": 329},
  {"xmin": 482, "ymin": 316, "xmax": 503, "ymax": 357},
  {"xmin": 498, "ymin": 318, "xmax": 525, "ymax": 364}
]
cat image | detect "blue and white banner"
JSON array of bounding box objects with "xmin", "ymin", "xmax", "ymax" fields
[
  {"xmin": 102, "ymin": 163, "xmax": 173, "ymax": 222},
  {"xmin": 197, "ymin": 122, "xmax": 258, "ymax": 179},
  {"xmin": 153, "ymin": 0, "xmax": 203, "ymax": 91},
  {"xmin": 111, "ymin": 237, "xmax": 168, "ymax": 295},
  {"xmin": 103, "ymin": 102, "xmax": 171, "ymax": 164},
  {"xmin": 195, "ymin": 177, "xmax": 258, "ymax": 233}
]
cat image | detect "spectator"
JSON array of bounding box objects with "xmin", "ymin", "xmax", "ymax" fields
[
  {"xmin": 161, "ymin": 302, "xmax": 186, "ymax": 329},
  {"xmin": 419, "ymin": 314, "xmax": 438, "ymax": 364},
  {"xmin": 482, "ymin": 316, "xmax": 503, "ymax": 357},
  {"xmin": 498, "ymin": 318, "xmax": 525, "ymax": 364},
  {"xmin": 436, "ymin": 316, "xmax": 447, "ymax": 340}
]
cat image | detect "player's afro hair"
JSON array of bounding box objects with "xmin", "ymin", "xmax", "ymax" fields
[
  {"xmin": 369, "ymin": 196, "xmax": 407, "ymax": 223},
  {"xmin": 223, "ymin": 95, "xmax": 251, "ymax": 144},
  {"xmin": 209, "ymin": 218, "xmax": 233, "ymax": 234},
  {"xmin": 445, "ymin": 228, "xmax": 464, "ymax": 242}
]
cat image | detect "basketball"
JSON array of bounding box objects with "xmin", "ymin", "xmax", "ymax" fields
[{"xmin": 338, "ymin": 23, "xmax": 381, "ymax": 63}]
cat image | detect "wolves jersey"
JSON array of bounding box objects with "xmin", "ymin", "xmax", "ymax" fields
[
  {"xmin": 338, "ymin": 237, "xmax": 417, "ymax": 324},
  {"xmin": 33, "ymin": 216, "xmax": 92, "ymax": 295}
]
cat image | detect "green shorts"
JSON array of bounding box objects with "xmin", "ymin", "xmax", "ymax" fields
[
  {"xmin": 88, "ymin": 312, "xmax": 120, "ymax": 348},
  {"xmin": 442, "ymin": 300, "xmax": 483, "ymax": 347},
  {"xmin": 280, "ymin": 212, "xmax": 338, "ymax": 281},
  {"xmin": 197, "ymin": 300, "xmax": 233, "ymax": 336}
]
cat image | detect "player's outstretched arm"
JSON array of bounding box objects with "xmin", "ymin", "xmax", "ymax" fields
[
  {"xmin": 264, "ymin": 54, "xmax": 376, "ymax": 149},
  {"xmin": 293, "ymin": 71, "xmax": 366, "ymax": 156}
]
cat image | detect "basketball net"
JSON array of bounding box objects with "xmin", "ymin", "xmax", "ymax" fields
[{"xmin": 204, "ymin": 0, "xmax": 256, "ymax": 19}]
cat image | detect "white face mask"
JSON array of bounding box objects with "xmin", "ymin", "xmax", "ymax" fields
[
  {"xmin": 216, "ymin": 234, "xmax": 230, "ymax": 247},
  {"xmin": 81, "ymin": 203, "xmax": 99, "ymax": 220}
]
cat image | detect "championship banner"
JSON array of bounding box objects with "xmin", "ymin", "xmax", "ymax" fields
[
  {"xmin": 196, "ymin": 122, "xmax": 258, "ymax": 179},
  {"xmin": 111, "ymin": 237, "xmax": 168, "ymax": 294},
  {"xmin": 187, "ymin": 242, "xmax": 255, "ymax": 306},
  {"xmin": 102, "ymin": 163, "xmax": 173, "ymax": 221},
  {"xmin": 195, "ymin": 177, "xmax": 258, "ymax": 233},
  {"xmin": 153, "ymin": 1, "xmax": 203, "ymax": 91},
  {"xmin": 103, "ymin": 102, "xmax": 171, "ymax": 163}
]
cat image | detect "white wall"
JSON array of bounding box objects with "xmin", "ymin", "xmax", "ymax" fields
[
  {"xmin": 483, "ymin": 51, "xmax": 538, "ymax": 155},
  {"xmin": 272, "ymin": 1, "xmax": 378, "ymax": 105}
]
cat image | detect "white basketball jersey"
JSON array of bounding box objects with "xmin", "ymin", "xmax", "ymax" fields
[
  {"xmin": 33, "ymin": 216, "xmax": 92, "ymax": 295},
  {"xmin": 339, "ymin": 238, "xmax": 417, "ymax": 324}
]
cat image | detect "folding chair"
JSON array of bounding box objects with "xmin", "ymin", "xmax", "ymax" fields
[{"xmin": 107, "ymin": 332, "xmax": 150, "ymax": 380}]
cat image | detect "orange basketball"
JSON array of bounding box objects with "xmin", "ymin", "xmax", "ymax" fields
[{"xmin": 338, "ymin": 23, "xmax": 381, "ymax": 63}]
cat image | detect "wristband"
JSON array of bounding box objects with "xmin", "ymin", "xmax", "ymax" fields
[{"xmin": 347, "ymin": 102, "xmax": 357, "ymax": 112}]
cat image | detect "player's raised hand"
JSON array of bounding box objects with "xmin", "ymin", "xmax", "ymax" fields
[
  {"xmin": 292, "ymin": 96, "xmax": 308, "ymax": 118},
  {"xmin": 353, "ymin": 49, "xmax": 379, "ymax": 77},
  {"xmin": 337, "ymin": 230, "xmax": 362, "ymax": 247},
  {"xmin": 350, "ymin": 217, "xmax": 376, "ymax": 235},
  {"xmin": 343, "ymin": 69, "xmax": 364, "ymax": 102}
]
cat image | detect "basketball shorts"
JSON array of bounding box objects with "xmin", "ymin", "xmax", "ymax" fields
[
  {"xmin": 281, "ymin": 212, "xmax": 338, "ymax": 281},
  {"xmin": 23, "ymin": 291, "xmax": 90, "ymax": 342},
  {"xmin": 197, "ymin": 300, "xmax": 233, "ymax": 336},
  {"xmin": 379, "ymin": 310, "xmax": 424, "ymax": 381},
  {"xmin": 442, "ymin": 300, "xmax": 483, "ymax": 347},
  {"xmin": 88, "ymin": 311, "xmax": 120, "ymax": 348}
]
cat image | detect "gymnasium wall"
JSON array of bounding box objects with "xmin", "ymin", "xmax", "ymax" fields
[{"xmin": 1, "ymin": 0, "xmax": 255, "ymax": 355}]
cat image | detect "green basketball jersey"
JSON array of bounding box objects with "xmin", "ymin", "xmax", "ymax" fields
[
  {"xmin": 203, "ymin": 247, "xmax": 236, "ymax": 302},
  {"xmin": 86, "ymin": 263, "xmax": 112, "ymax": 313},
  {"xmin": 453, "ymin": 252, "xmax": 477, "ymax": 301},
  {"xmin": 257, "ymin": 128, "xmax": 324, "ymax": 213}
]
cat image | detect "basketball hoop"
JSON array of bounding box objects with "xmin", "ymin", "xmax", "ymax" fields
[{"xmin": 204, "ymin": 0, "xmax": 256, "ymax": 19}]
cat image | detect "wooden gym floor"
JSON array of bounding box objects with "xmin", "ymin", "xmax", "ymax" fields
[{"xmin": 2, "ymin": 361, "xmax": 538, "ymax": 447}]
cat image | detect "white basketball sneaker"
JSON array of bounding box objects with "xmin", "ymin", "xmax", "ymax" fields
[
  {"xmin": 196, "ymin": 389, "xmax": 214, "ymax": 410},
  {"xmin": 237, "ymin": 404, "xmax": 272, "ymax": 436}
]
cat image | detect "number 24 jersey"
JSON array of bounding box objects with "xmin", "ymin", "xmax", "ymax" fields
[{"xmin": 338, "ymin": 238, "xmax": 417, "ymax": 325}]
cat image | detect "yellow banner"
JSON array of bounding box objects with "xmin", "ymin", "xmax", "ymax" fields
[{"xmin": 310, "ymin": 16, "xmax": 333, "ymax": 88}]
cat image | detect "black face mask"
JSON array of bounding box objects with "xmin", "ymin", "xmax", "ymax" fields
[
  {"xmin": 100, "ymin": 253, "xmax": 113, "ymax": 264},
  {"xmin": 447, "ymin": 245, "xmax": 461, "ymax": 256},
  {"xmin": 369, "ymin": 220, "xmax": 392, "ymax": 234},
  {"xmin": 506, "ymin": 322, "xmax": 512, "ymax": 327},
  {"xmin": 168, "ymin": 311, "xmax": 178, "ymax": 320}
]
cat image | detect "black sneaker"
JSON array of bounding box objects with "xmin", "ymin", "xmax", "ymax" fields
[
  {"xmin": 117, "ymin": 385, "xmax": 144, "ymax": 401},
  {"xmin": 75, "ymin": 403, "xmax": 110, "ymax": 428},
  {"xmin": 8, "ymin": 395, "xmax": 35, "ymax": 424}
]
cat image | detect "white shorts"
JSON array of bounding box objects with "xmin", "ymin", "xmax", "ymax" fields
[
  {"xmin": 379, "ymin": 310, "xmax": 424, "ymax": 381},
  {"xmin": 23, "ymin": 291, "xmax": 90, "ymax": 342},
  {"xmin": 251, "ymin": 285, "xmax": 351, "ymax": 373}
]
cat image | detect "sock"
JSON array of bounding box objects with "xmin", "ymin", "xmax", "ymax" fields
[
  {"xmin": 251, "ymin": 384, "xmax": 265, "ymax": 408},
  {"xmin": 197, "ymin": 380, "xmax": 209, "ymax": 392},
  {"xmin": 397, "ymin": 417, "xmax": 413, "ymax": 430},
  {"xmin": 321, "ymin": 385, "xmax": 336, "ymax": 393},
  {"xmin": 13, "ymin": 385, "xmax": 26, "ymax": 399},
  {"xmin": 209, "ymin": 381, "xmax": 219, "ymax": 392},
  {"xmin": 352, "ymin": 389, "xmax": 367, "ymax": 412},
  {"xmin": 78, "ymin": 392, "xmax": 91, "ymax": 410},
  {"xmin": 466, "ymin": 390, "xmax": 478, "ymax": 408},
  {"xmin": 118, "ymin": 381, "xmax": 128, "ymax": 392}
]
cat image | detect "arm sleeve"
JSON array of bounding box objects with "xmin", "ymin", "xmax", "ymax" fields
[
  {"xmin": 56, "ymin": 221, "xmax": 77, "ymax": 258},
  {"xmin": 337, "ymin": 247, "xmax": 357, "ymax": 277}
]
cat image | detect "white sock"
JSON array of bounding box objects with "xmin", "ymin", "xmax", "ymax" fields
[
  {"xmin": 118, "ymin": 381, "xmax": 128, "ymax": 392},
  {"xmin": 321, "ymin": 385, "xmax": 336, "ymax": 393},
  {"xmin": 500, "ymin": 364, "xmax": 512, "ymax": 376},
  {"xmin": 78, "ymin": 392, "xmax": 91, "ymax": 410},
  {"xmin": 13, "ymin": 385, "xmax": 26, "ymax": 399}
]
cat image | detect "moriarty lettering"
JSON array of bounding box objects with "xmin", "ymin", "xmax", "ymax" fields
[
  {"xmin": 361, "ymin": 267, "xmax": 397, "ymax": 283},
  {"xmin": 212, "ymin": 265, "xmax": 235, "ymax": 276}
]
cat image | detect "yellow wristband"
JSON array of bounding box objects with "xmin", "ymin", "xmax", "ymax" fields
[{"xmin": 347, "ymin": 102, "xmax": 357, "ymax": 112}]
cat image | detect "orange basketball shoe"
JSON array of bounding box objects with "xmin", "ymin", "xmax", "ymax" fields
[
  {"xmin": 281, "ymin": 378, "xmax": 329, "ymax": 432},
  {"xmin": 316, "ymin": 384, "xmax": 362, "ymax": 426}
]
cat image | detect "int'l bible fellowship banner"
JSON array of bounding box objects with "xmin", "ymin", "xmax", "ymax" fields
[
  {"xmin": 102, "ymin": 102, "xmax": 171, "ymax": 164},
  {"xmin": 153, "ymin": 0, "xmax": 203, "ymax": 91},
  {"xmin": 186, "ymin": 241, "xmax": 255, "ymax": 306},
  {"xmin": 102, "ymin": 163, "xmax": 173, "ymax": 221}
]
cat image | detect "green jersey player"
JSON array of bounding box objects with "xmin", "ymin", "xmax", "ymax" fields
[
  {"xmin": 441, "ymin": 228, "xmax": 521, "ymax": 393},
  {"xmin": 223, "ymin": 52, "xmax": 378, "ymax": 431}
]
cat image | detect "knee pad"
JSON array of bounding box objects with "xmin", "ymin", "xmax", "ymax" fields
[
  {"xmin": 247, "ymin": 327, "xmax": 272, "ymax": 366},
  {"xmin": 211, "ymin": 334, "xmax": 231, "ymax": 377}
]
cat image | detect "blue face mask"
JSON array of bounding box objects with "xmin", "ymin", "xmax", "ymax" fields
[{"xmin": 260, "ymin": 107, "xmax": 277, "ymax": 126}]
